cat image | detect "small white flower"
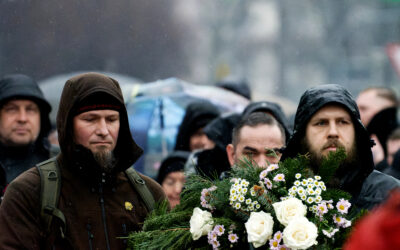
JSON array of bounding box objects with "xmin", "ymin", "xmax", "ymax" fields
[
  {"xmin": 295, "ymin": 173, "xmax": 301, "ymax": 179},
  {"xmin": 315, "ymin": 188, "xmax": 322, "ymax": 195},
  {"xmin": 315, "ymin": 196, "xmax": 322, "ymax": 203},
  {"xmin": 294, "ymin": 180, "xmax": 301, "ymax": 186},
  {"xmin": 315, "ymin": 176, "xmax": 321, "ymax": 180},
  {"xmin": 306, "ymin": 197, "xmax": 314, "ymax": 204},
  {"xmin": 238, "ymin": 195, "xmax": 245, "ymax": 203},
  {"xmin": 235, "ymin": 203, "xmax": 241, "ymax": 210},
  {"xmin": 242, "ymin": 188, "xmax": 248, "ymax": 194},
  {"xmin": 246, "ymin": 198, "xmax": 252, "ymax": 205},
  {"xmin": 301, "ymin": 195, "xmax": 307, "ymax": 201},
  {"xmin": 301, "ymin": 180, "xmax": 307, "ymax": 186},
  {"xmin": 307, "ymin": 178, "xmax": 314, "ymax": 183}
]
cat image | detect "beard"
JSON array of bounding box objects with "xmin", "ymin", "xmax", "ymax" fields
[
  {"xmin": 93, "ymin": 147, "xmax": 116, "ymax": 174},
  {"xmin": 300, "ymin": 137, "xmax": 359, "ymax": 190}
]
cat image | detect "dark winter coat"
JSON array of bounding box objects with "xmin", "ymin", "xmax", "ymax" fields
[
  {"xmin": 0, "ymin": 74, "xmax": 52, "ymax": 183},
  {"xmin": 0, "ymin": 72, "xmax": 166, "ymax": 249},
  {"xmin": 174, "ymin": 101, "xmax": 220, "ymax": 151},
  {"xmin": 281, "ymin": 84, "xmax": 400, "ymax": 210}
]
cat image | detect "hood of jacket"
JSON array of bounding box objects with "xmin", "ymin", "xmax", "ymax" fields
[
  {"xmin": 242, "ymin": 101, "xmax": 291, "ymax": 143},
  {"xmin": 367, "ymin": 107, "xmax": 398, "ymax": 156},
  {"xmin": 203, "ymin": 113, "xmax": 241, "ymax": 151},
  {"xmin": 281, "ymin": 84, "xmax": 374, "ymax": 195},
  {"xmin": 56, "ymin": 72, "xmax": 143, "ymax": 179},
  {"xmin": 174, "ymin": 100, "xmax": 220, "ymax": 151},
  {"xmin": 0, "ymin": 74, "xmax": 52, "ymax": 145}
]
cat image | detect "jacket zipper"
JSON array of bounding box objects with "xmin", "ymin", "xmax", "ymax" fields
[
  {"xmin": 86, "ymin": 223, "xmax": 94, "ymax": 250},
  {"xmin": 99, "ymin": 182, "xmax": 111, "ymax": 250}
]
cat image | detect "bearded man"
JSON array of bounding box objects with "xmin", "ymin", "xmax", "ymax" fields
[
  {"xmin": 0, "ymin": 73, "xmax": 166, "ymax": 249},
  {"xmin": 281, "ymin": 84, "xmax": 400, "ymax": 210}
]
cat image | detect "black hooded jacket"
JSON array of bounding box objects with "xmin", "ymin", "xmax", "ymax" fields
[
  {"xmin": 174, "ymin": 101, "xmax": 220, "ymax": 151},
  {"xmin": 0, "ymin": 74, "xmax": 52, "ymax": 183},
  {"xmin": 282, "ymin": 84, "xmax": 400, "ymax": 210}
]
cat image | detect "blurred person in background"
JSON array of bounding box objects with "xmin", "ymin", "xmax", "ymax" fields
[
  {"xmin": 184, "ymin": 113, "xmax": 241, "ymax": 180},
  {"xmin": 174, "ymin": 100, "xmax": 220, "ymax": 152},
  {"xmin": 0, "ymin": 74, "xmax": 52, "ymax": 184},
  {"xmin": 157, "ymin": 151, "xmax": 189, "ymax": 208},
  {"xmin": 356, "ymin": 87, "xmax": 398, "ymax": 169}
]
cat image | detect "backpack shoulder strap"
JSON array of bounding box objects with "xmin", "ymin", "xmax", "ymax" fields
[
  {"xmin": 125, "ymin": 167, "xmax": 155, "ymax": 212},
  {"xmin": 36, "ymin": 157, "xmax": 66, "ymax": 238}
]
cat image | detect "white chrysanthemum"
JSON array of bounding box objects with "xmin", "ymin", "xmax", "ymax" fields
[
  {"xmin": 307, "ymin": 178, "xmax": 314, "ymax": 183},
  {"xmin": 301, "ymin": 180, "xmax": 308, "ymax": 186},
  {"xmin": 294, "ymin": 180, "xmax": 301, "ymax": 186},
  {"xmin": 250, "ymin": 190, "xmax": 256, "ymax": 196},
  {"xmin": 315, "ymin": 196, "xmax": 322, "ymax": 203},
  {"xmin": 307, "ymin": 189, "xmax": 315, "ymax": 195},
  {"xmin": 306, "ymin": 197, "xmax": 314, "ymax": 204},
  {"xmin": 295, "ymin": 173, "xmax": 301, "ymax": 179},
  {"xmin": 235, "ymin": 203, "xmax": 241, "ymax": 209},
  {"xmin": 238, "ymin": 195, "xmax": 245, "ymax": 202},
  {"xmin": 315, "ymin": 188, "xmax": 322, "ymax": 195},
  {"xmin": 315, "ymin": 176, "xmax": 321, "ymax": 180},
  {"xmin": 297, "ymin": 188, "xmax": 305, "ymax": 195},
  {"xmin": 307, "ymin": 184, "xmax": 314, "ymax": 190},
  {"xmin": 242, "ymin": 188, "xmax": 248, "ymax": 194},
  {"xmin": 246, "ymin": 198, "xmax": 252, "ymax": 205},
  {"xmin": 230, "ymin": 189, "xmax": 236, "ymax": 195},
  {"xmin": 301, "ymin": 195, "xmax": 307, "ymax": 201},
  {"xmin": 232, "ymin": 195, "xmax": 238, "ymax": 201}
]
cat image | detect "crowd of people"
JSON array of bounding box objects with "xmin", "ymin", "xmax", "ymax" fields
[{"xmin": 0, "ymin": 72, "xmax": 399, "ymax": 249}]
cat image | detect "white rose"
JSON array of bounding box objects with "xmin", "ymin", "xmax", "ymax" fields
[
  {"xmin": 189, "ymin": 207, "xmax": 214, "ymax": 240},
  {"xmin": 244, "ymin": 211, "xmax": 274, "ymax": 248},
  {"xmin": 272, "ymin": 197, "xmax": 307, "ymax": 226},
  {"xmin": 283, "ymin": 217, "xmax": 318, "ymax": 250}
]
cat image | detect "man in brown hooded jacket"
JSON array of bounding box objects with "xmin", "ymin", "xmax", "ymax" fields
[{"xmin": 0, "ymin": 72, "xmax": 166, "ymax": 249}]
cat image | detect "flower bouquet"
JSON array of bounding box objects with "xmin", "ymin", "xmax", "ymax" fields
[{"xmin": 127, "ymin": 149, "xmax": 364, "ymax": 249}]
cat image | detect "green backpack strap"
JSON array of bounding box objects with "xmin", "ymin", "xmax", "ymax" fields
[
  {"xmin": 125, "ymin": 167, "xmax": 155, "ymax": 212},
  {"xmin": 36, "ymin": 157, "xmax": 66, "ymax": 238}
]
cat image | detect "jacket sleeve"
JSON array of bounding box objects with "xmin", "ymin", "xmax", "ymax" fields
[{"xmin": 0, "ymin": 167, "xmax": 44, "ymax": 249}]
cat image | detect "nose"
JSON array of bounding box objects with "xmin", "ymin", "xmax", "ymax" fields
[
  {"xmin": 17, "ymin": 109, "xmax": 27, "ymax": 122},
  {"xmin": 95, "ymin": 118, "xmax": 109, "ymax": 136},
  {"xmin": 255, "ymin": 155, "xmax": 268, "ymax": 168},
  {"xmin": 327, "ymin": 122, "xmax": 339, "ymax": 138},
  {"xmin": 174, "ymin": 182, "xmax": 183, "ymax": 194}
]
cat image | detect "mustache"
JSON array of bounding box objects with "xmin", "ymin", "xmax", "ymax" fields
[{"xmin": 322, "ymin": 139, "xmax": 345, "ymax": 150}]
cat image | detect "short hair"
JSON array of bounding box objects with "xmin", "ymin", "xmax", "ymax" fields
[
  {"xmin": 388, "ymin": 127, "xmax": 400, "ymax": 141},
  {"xmin": 361, "ymin": 87, "xmax": 398, "ymax": 106},
  {"xmin": 232, "ymin": 112, "xmax": 285, "ymax": 147}
]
